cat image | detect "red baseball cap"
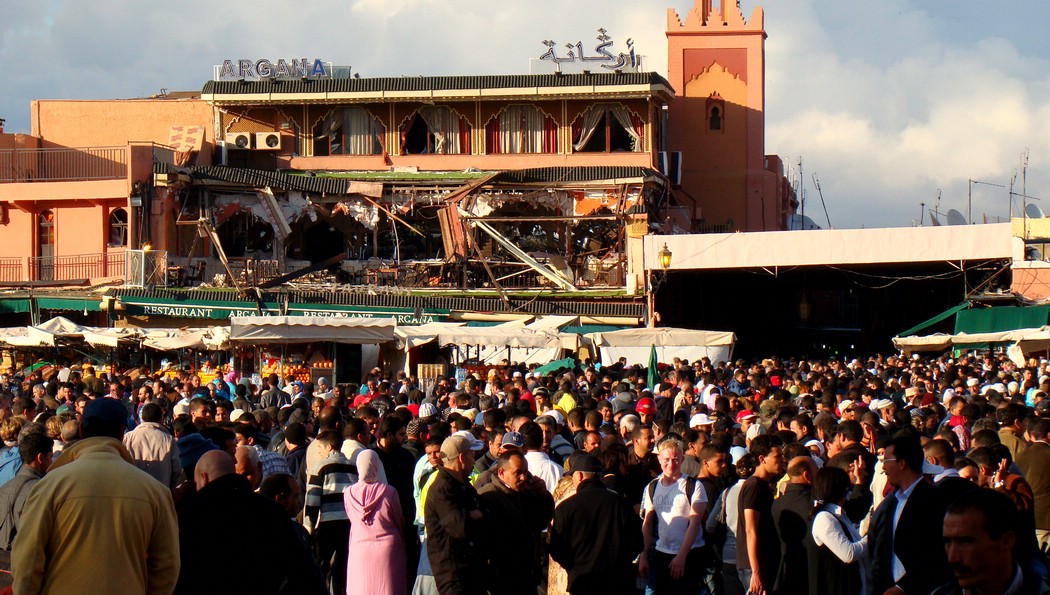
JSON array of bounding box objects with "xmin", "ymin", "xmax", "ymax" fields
[
  {"xmin": 735, "ymin": 409, "xmax": 757, "ymax": 423},
  {"xmin": 636, "ymin": 397, "xmax": 656, "ymax": 415}
]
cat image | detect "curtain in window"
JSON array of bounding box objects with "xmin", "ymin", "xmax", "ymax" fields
[
  {"xmin": 572, "ymin": 104, "xmax": 607, "ymax": 152},
  {"xmin": 342, "ymin": 108, "xmax": 382, "ymax": 155},
  {"xmin": 319, "ymin": 108, "xmax": 383, "ymax": 155},
  {"xmin": 607, "ymin": 104, "xmax": 641, "ymax": 150},
  {"xmin": 499, "ymin": 106, "xmax": 524, "ymax": 154},
  {"xmin": 418, "ymin": 106, "xmax": 461, "ymax": 154}
]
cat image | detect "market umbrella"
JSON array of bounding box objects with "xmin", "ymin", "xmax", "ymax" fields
[
  {"xmin": 533, "ymin": 357, "xmax": 576, "ymax": 376},
  {"xmin": 646, "ymin": 344, "xmax": 659, "ymax": 389}
]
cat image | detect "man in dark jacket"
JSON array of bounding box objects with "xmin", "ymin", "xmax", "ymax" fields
[
  {"xmin": 175, "ymin": 450, "xmax": 324, "ymax": 594},
  {"xmin": 478, "ymin": 451, "xmax": 555, "ymax": 594},
  {"xmin": 549, "ymin": 453, "xmax": 642, "ymax": 594},
  {"xmin": 869, "ymin": 434, "xmax": 950, "ymax": 595},
  {"xmin": 424, "ymin": 432, "xmax": 488, "ymax": 594},
  {"xmin": 771, "ymin": 454, "xmax": 816, "ymax": 595}
]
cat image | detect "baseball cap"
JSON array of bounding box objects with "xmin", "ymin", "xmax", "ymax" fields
[
  {"xmin": 568, "ymin": 452, "xmax": 602, "ymax": 474},
  {"xmin": 735, "ymin": 409, "xmax": 757, "ymax": 424},
  {"xmin": 501, "ymin": 431, "xmax": 525, "ymax": 449},
  {"xmin": 440, "ymin": 431, "xmax": 485, "ymax": 460},
  {"xmin": 689, "ymin": 413, "xmax": 714, "ymax": 428}
]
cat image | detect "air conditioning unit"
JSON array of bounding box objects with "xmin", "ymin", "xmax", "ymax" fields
[
  {"xmin": 225, "ymin": 132, "xmax": 252, "ymax": 149},
  {"xmin": 255, "ymin": 132, "xmax": 281, "ymax": 151}
]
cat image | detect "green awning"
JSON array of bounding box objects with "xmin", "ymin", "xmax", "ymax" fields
[
  {"xmin": 0, "ymin": 299, "xmax": 31, "ymax": 314},
  {"xmin": 955, "ymin": 305, "xmax": 1050, "ymax": 334},
  {"xmin": 897, "ymin": 301, "xmax": 971, "ymax": 337},
  {"xmin": 37, "ymin": 297, "xmax": 101, "ymax": 312}
]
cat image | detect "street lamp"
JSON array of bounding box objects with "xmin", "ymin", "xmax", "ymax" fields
[
  {"xmin": 648, "ymin": 242, "xmax": 673, "ymax": 328},
  {"xmin": 658, "ymin": 243, "xmax": 672, "ymax": 270}
]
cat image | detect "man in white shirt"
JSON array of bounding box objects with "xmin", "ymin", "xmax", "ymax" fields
[
  {"xmin": 519, "ymin": 421, "xmax": 561, "ymax": 493},
  {"xmin": 639, "ymin": 438, "xmax": 707, "ymax": 593}
]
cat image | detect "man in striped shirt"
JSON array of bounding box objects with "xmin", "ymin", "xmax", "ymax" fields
[{"xmin": 304, "ymin": 430, "xmax": 357, "ymax": 595}]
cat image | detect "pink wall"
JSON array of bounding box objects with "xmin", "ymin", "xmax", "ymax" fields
[
  {"xmin": 31, "ymin": 99, "xmax": 213, "ymax": 150},
  {"xmin": 0, "ymin": 207, "xmax": 33, "ymax": 259}
]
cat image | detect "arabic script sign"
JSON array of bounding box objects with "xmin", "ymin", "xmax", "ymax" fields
[{"xmin": 530, "ymin": 28, "xmax": 643, "ymax": 74}]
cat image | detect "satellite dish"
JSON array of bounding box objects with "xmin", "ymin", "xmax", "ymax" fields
[
  {"xmin": 946, "ymin": 209, "xmax": 967, "ymax": 226},
  {"xmin": 929, "ymin": 211, "xmax": 942, "ymax": 226},
  {"xmin": 1025, "ymin": 203, "xmax": 1046, "ymax": 219}
]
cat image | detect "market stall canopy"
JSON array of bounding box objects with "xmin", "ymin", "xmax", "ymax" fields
[
  {"xmin": 435, "ymin": 325, "xmax": 564, "ymax": 349},
  {"xmin": 0, "ymin": 327, "xmax": 43, "ymax": 348},
  {"xmin": 893, "ymin": 326, "xmax": 1050, "ymax": 366},
  {"xmin": 229, "ymin": 316, "xmax": 395, "ymax": 344},
  {"xmin": 585, "ymin": 327, "xmax": 736, "ymax": 367},
  {"xmin": 142, "ymin": 327, "xmax": 230, "ymax": 351},
  {"xmin": 533, "ymin": 357, "xmax": 577, "ymax": 376},
  {"xmin": 394, "ymin": 322, "xmax": 467, "ymax": 350}
]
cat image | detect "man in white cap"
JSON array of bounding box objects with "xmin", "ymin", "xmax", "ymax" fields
[{"xmin": 425, "ymin": 431, "xmax": 487, "ymax": 594}]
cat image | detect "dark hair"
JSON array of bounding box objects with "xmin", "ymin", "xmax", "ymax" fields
[
  {"xmin": 748, "ymin": 433, "xmax": 783, "ymax": 459},
  {"xmin": 315, "ymin": 429, "xmax": 343, "ymax": 451},
  {"xmin": 837, "ymin": 420, "xmax": 863, "ymax": 443},
  {"xmin": 811, "ymin": 465, "xmax": 851, "ymax": 520},
  {"xmin": 18, "ymin": 431, "xmax": 53, "ymax": 465},
  {"xmin": 496, "ymin": 450, "xmax": 525, "ymax": 471},
  {"xmin": 946, "ymin": 487, "xmax": 1018, "ymax": 539},
  {"xmin": 520, "ymin": 421, "xmax": 543, "ymax": 450},
  {"xmin": 259, "ymin": 473, "xmax": 296, "ymax": 499},
  {"xmin": 885, "ymin": 433, "xmax": 924, "ymax": 472},
  {"xmin": 378, "ymin": 417, "xmax": 404, "ymax": 439},
  {"xmin": 140, "ymin": 402, "xmax": 163, "ymax": 424}
]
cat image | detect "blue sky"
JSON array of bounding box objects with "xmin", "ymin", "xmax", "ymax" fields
[{"xmin": 2, "ymin": 0, "xmax": 1048, "ymax": 228}]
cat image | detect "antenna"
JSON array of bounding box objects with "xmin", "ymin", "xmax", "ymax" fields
[
  {"xmin": 812, "ymin": 172, "xmax": 832, "ymax": 229},
  {"xmin": 919, "ymin": 202, "xmax": 925, "ymax": 226},
  {"xmin": 797, "ymin": 157, "xmax": 805, "ymax": 223}
]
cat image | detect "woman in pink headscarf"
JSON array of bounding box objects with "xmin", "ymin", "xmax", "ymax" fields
[{"xmin": 344, "ymin": 449, "xmax": 405, "ymax": 595}]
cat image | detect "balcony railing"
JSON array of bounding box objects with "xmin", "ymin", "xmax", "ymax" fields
[
  {"xmin": 0, "ymin": 146, "xmax": 128, "ymax": 183},
  {"xmin": 0, "ymin": 252, "xmax": 127, "ymax": 283}
]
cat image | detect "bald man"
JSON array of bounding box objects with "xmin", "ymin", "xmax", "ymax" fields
[{"xmin": 177, "ymin": 450, "xmax": 325, "ymax": 594}]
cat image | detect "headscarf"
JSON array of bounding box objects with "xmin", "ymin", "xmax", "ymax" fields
[{"xmin": 346, "ymin": 450, "xmax": 385, "ymax": 525}]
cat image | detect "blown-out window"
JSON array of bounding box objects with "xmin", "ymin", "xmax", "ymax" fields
[
  {"xmin": 400, "ymin": 106, "xmax": 471, "ymax": 155},
  {"xmin": 485, "ymin": 105, "xmax": 557, "ymax": 154},
  {"xmin": 572, "ymin": 103, "xmax": 644, "ymax": 153},
  {"xmin": 108, "ymin": 208, "xmax": 128, "ymax": 247},
  {"xmin": 314, "ymin": 108, "xmax": 385, "ymax": 156}
]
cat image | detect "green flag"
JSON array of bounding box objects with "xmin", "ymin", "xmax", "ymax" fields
[{"xmin": 647, "ymin": 344, "xmax": 659, "ymax": 389}]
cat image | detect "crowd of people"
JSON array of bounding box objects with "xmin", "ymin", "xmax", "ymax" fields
[{"xmin": 0, "ymin": 352, "xmax": 1048, "ymax": 594}]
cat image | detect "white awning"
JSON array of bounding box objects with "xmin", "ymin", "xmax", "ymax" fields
[
  {"xmin": 893, "ymin": 326, "xmax": 1050, "ymax": 365},
  {"xmin": 435, "ymin": 325, "xmax": 564, "ymax": 349},
  {"xmin": 394, "ymin": 322, "xmax": 467, "ymax": 350},
  {"xmin": 229, "ymin": 316, "xmax": 396, "ymax": 344},
  {"xmin": 585, "ymin": 327, "xmax": 736, "ymax": 367}
]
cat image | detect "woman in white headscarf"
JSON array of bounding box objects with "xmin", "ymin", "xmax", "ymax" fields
[{"xmin": 344, "ymin": 450, "xmax": 405, "ymax": 595}]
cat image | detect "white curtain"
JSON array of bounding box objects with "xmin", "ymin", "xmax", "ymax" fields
[
  {"xmin": 573, "ymin": 103, "xmax": 640, "ymax": 152},
  {"xmin": 573, "ymin": 103, "xmax": 608, "ymax": 151},
  {"xmin": 498, "ymin": 105, "xmax": 547, "ymax": 153},
  {"xmin": 321, "ymin": 108, "xmax": 381, "ymax": 155},
  {"xmin": 607, "ymin": 104, "xmax": 641, "ymax": 150},
  {"xmin": 343, "ymin": 108, "xmax": 381, "ymax": 155},
  {"xmin": 418, "ymin": 106, "xmax": 461, "ymax": 154}
]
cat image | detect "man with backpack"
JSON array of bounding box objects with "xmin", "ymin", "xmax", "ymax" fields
[{"xmin": 640, "ymin": 438, "xmax": 709, "ymax": 594}]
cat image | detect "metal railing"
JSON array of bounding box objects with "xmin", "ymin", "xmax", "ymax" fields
[
  {"xmin": 0, "ymin": 146, "xmax": 128, "ymax": 182},
  {"xmin": 0, "ymin": 252, "xmax": 129, "ymax": 283},
  {"xmin": 0, "ymin": 258, "xmax": 21, "ymax": 283}
]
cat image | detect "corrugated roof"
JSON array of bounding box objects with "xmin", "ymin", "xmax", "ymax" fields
[
  {"xmin": 107, "ymin": 288, "xmax": 644, "ymax": 318},
  {"xmin": 202, "ymin": 72, "xmax": 672, "ymax": 96},
  {"xmin": 160, "ymin": 164, "xmax": 662, "ymax": 193},
  {"xmin": 492, "ymin": 166, "xmax": 660, "ymax": 185}
]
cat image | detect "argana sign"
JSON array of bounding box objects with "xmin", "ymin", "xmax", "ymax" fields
[{"xmin": 214, "ymin": 58, "xmax": 332, "ymax": 81}]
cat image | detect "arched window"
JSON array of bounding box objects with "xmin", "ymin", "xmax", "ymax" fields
[
  {"xmin": 572, "ymin": 103, "xmax": 643, "ymax": 153},
  {"xmin": 706, "ymin": 92, "xmax": 726, "ymax": 133},
  {"xmin": 314, "ymin": 108, "xmax": 385, "ymax": 156},
  {"xmin": 108, "ymin": 208, "xmax": 128, "ymax": 247},
  {"xmin": 400, "ymin": 106, "xmax": 471, "ymax": 155},
  {"xmin": 485, "ymin": 105, "xmax": 557, "ymax": 154},
  {"xmin": 709, "ymin": 107, "xmax": 722, "ymax": 130}
]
